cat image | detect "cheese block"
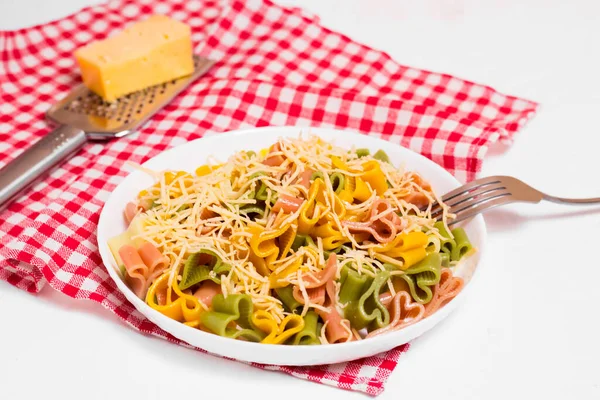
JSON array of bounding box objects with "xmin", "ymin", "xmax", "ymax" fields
[{"xmin": 74, "ymin": 15, "xmax": 194, "ymax": 102}]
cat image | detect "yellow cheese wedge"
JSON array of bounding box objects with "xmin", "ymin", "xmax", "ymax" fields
[{"xmin": 74, "ymin": 15, "xmax": 194, "ymax": 102}]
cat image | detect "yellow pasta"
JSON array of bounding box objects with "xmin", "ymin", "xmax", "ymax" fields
[
  {"xmin": 352, "ymin": 177, "xmax": 373, "ymax": 202},
  {"xmin": 253, "ymin": 310, "xmax": 305, "ymax": 344},
  {"xmin": 146, "ymin": 271, "xmax": 202, "ymax": 327},
  {"xmin": 298, "ymin": 179, "xmax": 326, "ymax": 234},
  {"xmin": 312, "ymin": 221, "xmax": 348, "ymax": 250},
  {"xmin": 361, "ymin": 161, "xmax": 388, "ymax": 195},
  {"xmin": 278, "ymin": 223, "xmax": 298, "ymax": 260}
]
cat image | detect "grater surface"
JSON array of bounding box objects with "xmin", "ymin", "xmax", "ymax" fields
[{"xmin": 47, "ymin": 56, "xmax": 215, "ymax": 139}]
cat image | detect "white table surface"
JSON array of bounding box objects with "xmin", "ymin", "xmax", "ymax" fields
[{"xmin": 1, "ymin": 1, "xmax": 600, "ymax": 399}]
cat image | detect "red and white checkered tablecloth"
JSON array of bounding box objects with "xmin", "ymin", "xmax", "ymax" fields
[{"xmin": 0, "ymin": 0, "xmax": 537, "ymax": 395}]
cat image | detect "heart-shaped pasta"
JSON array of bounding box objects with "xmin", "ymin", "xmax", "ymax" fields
[{"xmin": 366, "ymin": 291, "xmax": 425, "ymax": 338}]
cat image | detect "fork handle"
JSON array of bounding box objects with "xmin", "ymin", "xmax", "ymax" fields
[
  {"xmin": 0, "ymin": 125, "xmax": 87, "ymax": 210},
  {"xmin": 543, "ymin": 194, "xmax": 600, "ymax": 205}
]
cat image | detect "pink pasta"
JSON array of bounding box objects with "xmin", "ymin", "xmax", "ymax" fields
[
  {"xmin": 343, "ymin": 199, "xmax": 405, "ymax": 243},
  {"xmin": 298, "ymin": 254, "xmax": 337, "ymax": 288},
  {"xmin": 367, "ymin": 291, "xmax": 425, "ymax": 338},
  {"xmin": 138, "ymin": 242, "xmax": 169, "ymax": 283},
  {"xmin": 424, "ymin": 268, "xmax": 464, "ymax": 318},
  {"xmin": 124, "ymin": 201, "xmax": 142, "ymax": 225},
  {"xmin": 118, "ymin": 242, "xmax": 170, "ymax": 299},
  {"xmin": 317, "ymin": 279, "xmax": 354, "ymax": 343},
  {"xmin": 118, "ymin": 244, "xmax": 149, "ymax": 299},
  {"xmin": 272, "ymin": 194, "xmax": 304, "ymax": 213},
  {"xmin": 293, "ymin": 285, "xmax": 326, "ymax": 306},
  {"xmin": 263, "ymin": 143, "xmax": 285, "ymax": 167},
  {"xmin": 193, "ymin": 281, "xmax": 222, "ymax": 308},
  {"xmin": 292, "ymin": 254, "xmax": 338, "ymax": 304},
  {"xmin": 296, "ymin": 168, "xmax": 314, "ymax": 189},
  {"xmin": 196, "ymin": 208, "xmax": 217, "ymax": 235}
]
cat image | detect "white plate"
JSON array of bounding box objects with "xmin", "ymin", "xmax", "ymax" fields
[{"xmin": 97, "ymin": 126, "xmax": 486, "ymax": 366}]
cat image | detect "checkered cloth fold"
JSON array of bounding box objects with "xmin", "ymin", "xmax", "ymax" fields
[{"xmin": 0, "ymin": 0, "xmax": 537, "ymax": 395}]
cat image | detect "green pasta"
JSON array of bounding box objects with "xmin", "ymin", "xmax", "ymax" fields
[
  {"xmin": 338, "ymin": 266, "xmax": 370, "ymax": 305},
  {"xmin": 310, "ymin": 171, "xmax": 325, "ymax": 182},
  {"xmin": 434, "ymin": 222, "xmax": 473, "ymax": 262},
  {"xmin": 240, "ymin": 204, "xmax": 266, "ymax": 219},
  {"xmin": 213, "ymin": 261, "xmax": 232, "ymax": 276},
  {"xmin": 323, "ymin": 246, "xmax": 343, "ymax": 259},
  {"xmin": 304, "ymin": 235, "xmax": 317, "ymax": 248},
  {"xmin": 179, "ymin": 249, "xmax": 232, "ymax": 290},
  {"xmin": 176, "ymin": 204, "xmax": 190, "ymax": 212},
  {"xmin": 329, "ymin": 172, "xmax": 346, "ymax": 194},
  {"xmin": 249, "ymin": 172, "xmax": 279, "ymax": 204},
  {"xmin": 249, "ymin": 171, "xmax": 267, "ymax": 179},
  {"xmin": 254, "ymin": 182, "xmax": 269, "ymax": 201},
  {"xmin": 450, "ymin": 227, "xmax": 473, "ymax": 261},
  {"xmin": 340, "ymin": 268, "xmax": 390, "ymax": 331},
  {"xmin": 291, "ymin": 234, "xmax": 308, "ymax": 252},
  {"xmin": 246, "ymin": 150, "xmax": 256, "ymax": 158},
  {"xmin": 200, "ymin": 294, "xmax": 265, "ymax": 342},
  {"xmin": 356, "ymin": 148, "xmax": 370, "ymax": 158},
  {"xmin": 373, "ymin": 149, "xmax": 390, "ymax": 163},
  {"xmin": 291, "ymin": 311, "xmax": 320, "ymax": 345},
  {"xmin": 247, "ymin": 173, "xmax": 262, "ymax": 200},
  {"xmin": 275, "ymin": 286, "xmax": 301, "ymax": 312},
  {"xmin": 381, "ymin": 263, "xmax": 396, "ymax": 272},
  {"xmin": 399, "ymin": 253, "xmax": 442, "ymax": 304},
  {"xmin": 180, "ymin": 263, "xmax": 216, "ymax": 290},
  {"xmin": 434, "ymin": 221, "xmax": 457, "ymax": 256},
  {"xmin": 251, "ymin": 185, "xmax": 278, "ymax": 205},
  {"xmin": 440, "ymin": 252, "xmax": 450, "ymax": 268}
]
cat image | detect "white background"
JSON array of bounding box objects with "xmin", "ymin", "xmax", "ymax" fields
[{"xmin": 1, "ymin": 0, "xmax": 600, "ymax": 399}]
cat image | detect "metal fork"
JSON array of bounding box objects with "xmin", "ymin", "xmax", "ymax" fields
[{"xmin": 430, "ymin": 175, "xmax": 600, "ymax": 225}]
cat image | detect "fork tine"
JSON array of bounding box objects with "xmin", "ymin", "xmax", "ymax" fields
[
  {"xmin": 431, "ymin": 184, "xmax": 509, "ymax": 219},
  {"xmin": 447, "ymin": 194, "xmax": 515, "ymax": 226},
  {"xmin": 451, "ymin": 191, "xmax": 511, "ymax": 215},
  {"xmin": 442, "ymin": 176, "xmax": 503, "ymax": 203},
  {"xmin": 428, "ymin": 176, "xmax": 504, "ymax": 215}
]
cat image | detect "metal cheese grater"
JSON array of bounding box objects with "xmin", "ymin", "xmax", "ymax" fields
[{"xmin": 0, "ymin": 56, "xmax": 215, "ymax": 209}]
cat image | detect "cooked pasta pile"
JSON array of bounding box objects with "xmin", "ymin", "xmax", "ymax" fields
[{"xmin": 108, "ymin": 135, "xmax": 474, "ymax": 344}]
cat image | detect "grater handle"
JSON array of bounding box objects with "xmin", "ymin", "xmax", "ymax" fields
[{"xmin": 0, "ymin": 125, "xmax": 87, "ymax": 209}]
